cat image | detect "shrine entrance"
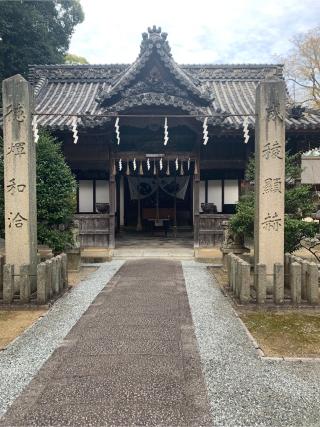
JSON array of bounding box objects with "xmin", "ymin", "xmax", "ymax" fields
[
  {"xmin": 107, "ymin": 118, "xmax": 200, "ymax": 251},
  {"xmin": 113, "ymin": 153, "xmax": 196, "ymax": 252}
]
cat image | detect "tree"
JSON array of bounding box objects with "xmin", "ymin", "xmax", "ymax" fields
[
  {"xmin": 0, "ymin": 132, "xmax": 77, "ymax": 253},
  {"xmin": 64, "ymin": 53, "xmax": 89, "ymax": 64},
  {"xmin": 229, "ymin": 153, "xmax": 318, "ymax": 253},
  {"xmin": 36, "ymin": 132, "xmax": 77, "ymax": 252},
  {"xmin": 0, "ymin": 1, "xmax": 84, "ymax": 84},
  {"xmin": 283, "ymin": 26, "xmax": 320, "ymax": 107}
]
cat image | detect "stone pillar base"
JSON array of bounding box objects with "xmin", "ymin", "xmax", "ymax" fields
[
  {"xmin": 66, "ymin": 249, "xmax": 81, "ymax": 272},
  {"xmin": 38, "ymin": 245, "xmax": 53, "ymax": 262},
  {"xmin": 221, "ymin": 246, "xmax": 250, "ymax": 270}
]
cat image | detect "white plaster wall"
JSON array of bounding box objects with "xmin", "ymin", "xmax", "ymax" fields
[
  {"xmin": 224, "ymin": 180, "xmax": 239, "ymax": 204},
  {"xmin": 96, "ymin": 180, "xmax": 109, "ymax": 203},
  {"xmin": 79, "ymin": 180, "xmax": 94, "ymax": 212},
  {"xmin": 208, "ymin": 180, "xmax": 222, "ymax": 212}
]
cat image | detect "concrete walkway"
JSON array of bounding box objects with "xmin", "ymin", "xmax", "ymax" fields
[{"xmin": 0, "ymin": 260, "xmax": 211, "ymax": 426}]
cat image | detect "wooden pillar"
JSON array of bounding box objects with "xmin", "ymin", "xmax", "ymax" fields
[
  {"xmin": 193, "ymin": 155, "xmax": 200, "ymax": 248},
  {"xmin": 109, "ymin": 154, "xmax": 116, "ymax": 249},
  {"xmin": 136, "ymin": 199, "xmax": 142, "ymax": 231},
  {"xmin": 2, "ymin": 74, "xmax": 37, "ymax": 293},
  {"xmin": 173, "ymin": 174, "xmax": 177, "ymax": 238}
]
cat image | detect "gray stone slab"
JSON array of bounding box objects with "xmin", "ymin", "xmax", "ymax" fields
[
  {"xmin": 36, "ymin": 376, "xmax": 185, "ymax": 405},
  {"xmin": 71, "ymin": 325, "xmax": 180, "ymax": 342},
  {"xmin": 5, "ymin": 403, "xmax": 187, "ymax": 427},
  {"xmin": 71, "ymin": 335, "xmax": 181, "ymax": 356},
  {"xmin": 74, "ymin": 313, "xmax": 178, "ymax": 328},
  {"xmin": 38, "ymin": 354, "xmax": 183, "ymax": 381}
]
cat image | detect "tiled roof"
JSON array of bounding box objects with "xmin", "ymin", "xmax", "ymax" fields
[
  {"xmin": 27, "ymin": 27, "xmax": 320, "ymax": 132},
  {"xmin": 30, "ymin": 64, "xmax": 320, "ymax": 131}
]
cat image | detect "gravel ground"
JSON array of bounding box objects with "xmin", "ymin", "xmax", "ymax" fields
[
  {"xmin": 182, "ymin": 261, "xmax": 320, "ymax": 427},
  {"xmin": 0, "ymin": 260, "xmax": 124, "ymax": 418}
]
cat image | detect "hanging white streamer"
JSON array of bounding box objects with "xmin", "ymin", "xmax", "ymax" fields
[
  {"xmin": 147, "ymin": 158, "xmax": 150, "ymax": 170},
  {"xmin": 119, "ymin": 158, "xmax": 122, "ymax": 171},
  {"xmin": 32, "ymin": 115, "xmax": 39, "ymax": 143},
  {"xmin": 203, "ymin": 117, "xmax": 209, "ymax": 145},
  {"xmin": 243, "ymin": 117, "xmax": 249, "ymax": 144},
  {"xmin": 187, "ymin": 157, "xmax": 190, "ymax": 171},
  {"xmin": 175, "ymin": 157, "xmax": 178, "ymax": 171},
  {"xmin": 115, "ymin": 117, "xmax": 120, "ymax": 145},
  {"xmin": 72, "ymin": 116, "xmax": 78, "ymax": 144},
  {"xmin": 133, "ymin": 158, "xmax": 137, "ymax": 171},
  {"xmin": 159, "ymin": 158, "xmax": 163, "ymax": 171},
  {"xmin": 164, "ymin": 117, "xmax": 169, "ymax": 146}
]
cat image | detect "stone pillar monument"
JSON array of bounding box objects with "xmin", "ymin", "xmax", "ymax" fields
[
  {"xmin": 254, "ymin": 81, "xmax": 285, "ymax": 289},
  {"xmin": 2, "ymin": 75, "xmax": 37, "ymax": 292}
]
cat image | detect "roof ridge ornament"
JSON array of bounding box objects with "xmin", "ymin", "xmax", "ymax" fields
[
  {"xmin": 96, "ymin": 26, "xmax": 214, "ymax": 108},
  {"xmin": 140, "ymin": 26, "xmax": 171, "ymax": 57}
]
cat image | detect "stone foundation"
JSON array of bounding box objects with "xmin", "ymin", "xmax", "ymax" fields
[
  {"xmin": 226, "ymin": 253, "xmax": 319, "ymax": 305},
  {"xmin": 0, "ymin": 253, "xmax": 68, "ymax": 305}
]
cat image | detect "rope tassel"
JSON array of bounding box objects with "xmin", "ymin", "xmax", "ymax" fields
[
  {"xmin": 203, "ymin": 117, "xmax": 209, "ymax": 145},
  {"xmin": 32, "ymin": 115, "xmax": 39, "ymax": 143},
  {"xmin": 72, "ymin": 117, "xmax": 78, "ymax": 144},
  {"xmin": 243, "ymin": 117, "xmax": 249, "ymax": 144},
  {"xmin": 164, "ymin": 117, "xmax": 169, "ymax": 146},
  {"xmin": 115, "ymin": 117, "xmax": 120, "ymax": 145}
]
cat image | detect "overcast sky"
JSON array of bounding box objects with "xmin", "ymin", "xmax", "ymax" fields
[{"xmin": 69, "ymin": 0, "xmax": 320, "ymax": 65}]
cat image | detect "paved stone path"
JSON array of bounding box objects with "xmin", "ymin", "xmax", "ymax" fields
[{"xmin": 0, "ymin": 260, "xmax": 211, "ymax": 426}]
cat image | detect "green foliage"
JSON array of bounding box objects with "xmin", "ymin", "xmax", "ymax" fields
[
  {"xmin": 285, "ymin": 185, "xmax": 315, "ymax": 218},
  {"xmin": 230, "ymin": 152, "xmax": 317, "ymax": 254},
  {"xmin": 0, "ymin": 132, "xmax": 76, "ymax": 253},
  {"xmin": 284, "ymin": 218, "xmax": 317, "ymax": 253},
  {"xmin": 0, "ymin": 1, "xmax": 84, "ymax": 86},
  {"xmin": 64, "ymin": 53, "xmax": 89, "ymax": 64},
  {"xmin": 37, "ymin": 223, "xmax": 74, "ymax": 255},
  {"xmin": 229, "ymin": 194, "xmax": 255, "ymax": 238},
  {"xmin": 36, "ymin": 132, "xmax": 77, "ymax": 252},
  {"xmin": 245, "ymin": 151, "xmax": 301, "ymax": 182}
]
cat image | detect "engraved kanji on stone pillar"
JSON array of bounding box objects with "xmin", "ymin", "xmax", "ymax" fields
[
  {"xmin": 254, "ymin": 81, "xmax": 286, "ymax": 289},
  {"xmin": 2, "ymin": 75, "xmax": 37, "ymax": 293}
]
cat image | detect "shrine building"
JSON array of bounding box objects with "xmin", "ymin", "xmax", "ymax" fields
[{"xmin": 28, "ymin": 26, "xmax": 320, "ymax": 256}]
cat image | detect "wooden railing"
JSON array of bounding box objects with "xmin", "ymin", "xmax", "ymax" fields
[
  {"xmin": 198, "ymin": 214, "xmax": 232, "ymax": 247},
  {"xmin": 74, "ymin": 214, "xmax": 111, "ymax": 248}
]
